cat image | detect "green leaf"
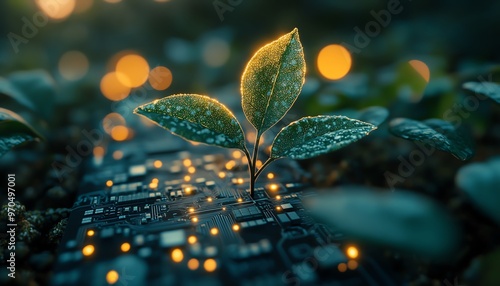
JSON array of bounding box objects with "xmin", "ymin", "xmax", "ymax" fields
[
  {"xmin": 270, "ymin": 115, "xmax": 376, "ymax": 160},
  {"xmin": 134, "ymin": 94, "xmax": 246, "ymax": 150},
  {"xmin": 0, "ymin": 108, "xmax": 42, "ymax": 157},
  {"xmin": 241, "ymin": 28, "xmax": 306, "ymax": 135},
  {"xmin": 456, "ymin": 157, "xmax": 500, "ymax": 226},
  {"xmin": 308, "ymin": 187, "xmax": 461, "ymax": 260},
  {"xmin": 389, "ymin": 118, "xmax": 474, "ymax": 160},
  {"xmin": 463, "ymin": 81, "xmax": 500, "ymax": 104}
]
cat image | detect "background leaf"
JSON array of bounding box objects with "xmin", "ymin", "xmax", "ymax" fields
[
  {"xmin": 0, "ymin": 77, "xmax": 37, "ymax": 111},
  {"xmin": 7, "ymin": 70, "xmax": 57, "ymax": 120},
  {"xmin": 462, "ymin": 81, "xmax": 500, "ymax": 104},
  {"xmin": 308, "ymin": 186, "xmax": 461, "ymax": 260},
  {"xmin": 270, "ymin": 115, "xmax": 376, "ymax": 160},
  {"xmin": 134, "ymin": 94, "xmax": 246, "ymax": 150},
  {"xmin": 241, "ymin": 28, "xmax": 306, "ymax": 135},
  {"xmin": 0, "ymin": 108, "xmax": 42, "ymax": 157},
  {"xmin": 389, "ymin": 118, "xmax": 474, "ymax": 160},
  {"xmin": 456, "ymin": 157, "xmax": 500, "ymax": 226}
]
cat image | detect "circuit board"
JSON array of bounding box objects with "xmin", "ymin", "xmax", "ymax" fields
[{"xmin": 52, "ymin": 128, "xmax": 398, "ymax": 286}]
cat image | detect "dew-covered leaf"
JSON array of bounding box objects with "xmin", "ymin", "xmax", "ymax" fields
[
  {"xmin": 456, "ymin": 157, "xmax": 500, "ymax": 226},
  {"xmin": 389, "ymin": 118, "xmax": 474, "ymax": 160},
  {"xmin": 0, "ymin": 108, "xmax": 42, "ymax": 157},
  {"xmin": 134, "ymin": 94, "xmax": 246, "ymax": 150},
  {"xmin": 308, "ymin": 186, "xmax": 461, "ymax": 259},
  {"xmin": 270, "ymin": 115, "xmax": 376, "ymax": 160},
  {"xmin": 462, "ymin": 81, "xmax": 500, "ymax": 104},
  {"xmin": 241, "ymin": 28, "xmax": 306, "ymax": 135}
]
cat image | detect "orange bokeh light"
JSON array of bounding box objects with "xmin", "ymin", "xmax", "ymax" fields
[
  {"xmin": 100, "ymin": 72, "xmax": 130, "ymax": 101},
  {"xmin": 149, "ymin": 66, "xmax": 173, "ymax": 91},
  {"xmin": 317, "ymin": 44, "xmax": 352, "ymax": 80},
  {"xmin": 116, "ymin": 54, "xmax": 150, "ymax": 88},
  {"xmin": 408, "ymin": 60, "xmax": 430, "ymax": 83},
  {"xmin": 111, "ymin": 126, "xmax": 129, "ymax": 141},
  {"xmin": 102, "ymin": 113, "xmax": 126, "ymax": 134},
  {"xmin": 35, "ymin": 0, "xmax": 76, "ymax": 20}
]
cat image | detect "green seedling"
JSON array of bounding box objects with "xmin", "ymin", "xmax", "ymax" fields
[{"xmin": 134, "ymin": 28, "xmax": 376, "ymax": 197}]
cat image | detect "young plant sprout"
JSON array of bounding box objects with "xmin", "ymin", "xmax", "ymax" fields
[{"xmin": 134, "ymin": 28, "xmax": 376, "ymax": 197}]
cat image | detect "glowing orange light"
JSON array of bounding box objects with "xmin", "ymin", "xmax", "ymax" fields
[
  {"xmin": 232, "ymin": 151, "xmax": 242, "ymax": 159},
  {"xmin": 346, "ymin": 246, "xmax": 359, "ymax": 259},
  {"xmin": 171, "ymin": 248, "xmax": 184, "ymax": 263},
  {"xmin": 188, "ymin": 236, "xmax": 197, "ymax": 244},
  {"xmin": 106, "ymin": 180, "xmax": 113, "ymax": 187},
  {"xmin": 225, "ymin": 160, "xmax": 236, "ymax": 170},
  {"xmin": 338, "ymin": 263, "xmax": 347, "ymax": 272},
  {"xmin": 317, "ymin": 44, "xmax": 352, "ymax": 80},
  {"xmin": 153, "ymin": 160, "xmax": 163, "ymax": 168},
  {"xmin": 111, "ymin": 126, "xmax": 129, "ymax": 141},
  {"xmin": 82, "ymin": 244, "xmax": 95, "ymax": 256},
  {"xmin": 120, "ymin": 242, "xmax": 131, "ymax": 252},
  {"xmin": 232, "ymin": 224, "xmax": 240, "ymax": 231},
  {"xmin": 256, "ymin": 160, "xmax": 263, "ymax": 168},
  {"xmin": 204, "ymin": 259, "xmax": 217, "ymax": 272},
  {"xmin": 269, "ymin": 184, "xmax": 279, "ymax": 192},
  {"xmin": 102, "ymin": 113, "xmax": 126, "ymax": 134},
  {"xmin": 151, "ymin": 178, "xmax": 159, "ymax": 184},
  {"xmin": 185, "ymin": 187, "xmax": 192, "ymax": 195},
  {"xmin": 35, "ymin": 0, "xmax": 76, "ymax": 20},
  {"xmin": 210, "ymin": 228, "xmax": 218, "ymax": 235},
  {"xmin": 100, "ymin": 72, "xmax": 130, "ymax": 101},
  {"xmin": 237, "ymin": 198, "xmax": 243, "ymax": 203},
  {"xmin": 149, "ymin": 66, "xmax": 173, "ymax": 91},
  {"xmin": 113, "ymin": 150, "xmax": 123, "ymax": 160},
  {"xmin": 188, "ymin": 207, "xmax": 195, "ymax": 213},
  {"xmin": 236, "ymin": 178, "xmax": 244, "ymax": 184},
  {"xmin": 207, "ymin": 197, "xmax": 213, "ymax": 202},
  {"xmin": 93, "ymin": 146, "xmax": 105, "ymax": 158},
  {"xmin": 149, "ymin": 182, "xmax": 158, "ymax": 189},
  {"xmin": 188, "ymin": 166, "xmax": 196, "ymax": 174},
  {"xmin": 276, "ymin": 206, "xmax": 282, "ymax": 211},
  {"xmin": 218, "ymin": 172, "xmax": 226, "ymax": 179},
  {"xmin": 267, "ymin": 173, "xmax": 275, "ymax": 179},
  {"xmin": 408, "ymin": 60, "xmax": 430, "ymax": 83},
  {"xmin": 188, "ymin": 258, "xmax": 199, "ymax": 270},
  {"xmin": 184, "ymin": 175, "xmax": 191, "ymax": 182},
  {"xmin": 116, "ymin": 54, "xmax": 149, "ymax": 88},
  {"xmin": 87, "ymin": 230, "xmax": 95, "ymax": 237},
  {"xmin": 191, "ymin": 217, "xmax": 198, "ymax": 223},
  {"xmin": 347, "ymin": 260, "xmax": 358, "ymax": 270},
  {"xmin": 276, "ymin": 195, "xmax": 281, "ymax": 200},
  {"xmin": 106, "ymin": 270, "xmax": 119, "ymax": 284},
  {"xmin": 58, "ymin": 51, "xmax": 89, "ymax": 81},
  {"xmin": 183, "ymin": 159, "xmax": 192, "ymax": 167}
]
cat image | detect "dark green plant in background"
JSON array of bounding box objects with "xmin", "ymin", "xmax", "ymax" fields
[{"xmin": 134, "ymin": 28, "xmax": 377, "ymax": 197}]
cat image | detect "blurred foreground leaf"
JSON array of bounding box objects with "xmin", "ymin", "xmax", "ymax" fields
[
  {"xmin": 389, "ymin": 118, "xmax": 474, "ymax": 160},
  {"xmin": 456, "ymin": 157, "xmax": 500, "ymax": 226},
  {"xmin": 308, "ymin": 187, "xmax": 461, "ymax": 259},
  {"xmin": 335, "ymin": 106, "xmax": 389, "ymax": 127},
  {"xmin": 270, "ymin": 115, "xmax": 376, "ymax": 160},
  {"xmin": 0, "ymin": 77, "xmax": 36, "ymax": 111},
  {"xmin": 0, "ymin": 108, "xmax": 42, "ymax": 157},
  {"xmin": 134, "ymin": 94, "xmax": 246, "ymax": 151}
]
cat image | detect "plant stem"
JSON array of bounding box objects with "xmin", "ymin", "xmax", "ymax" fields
[
  {"xmin": 243, "ymin": 147, "xmax": 254, "ymax": 197},
  {"xmin": 254, "ymin": 158, "xmax": 275, "ymax": 179},
  {"xmin": 249, "ymin": 134, "xmax": 261, "ymax": 198}
]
